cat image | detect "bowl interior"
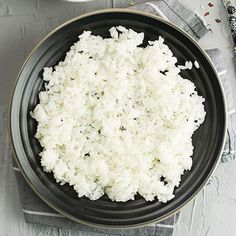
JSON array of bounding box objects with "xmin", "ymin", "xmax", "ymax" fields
[{"xmin": 10, "ymin": 10, "xmax": 226, "ymax": 227}]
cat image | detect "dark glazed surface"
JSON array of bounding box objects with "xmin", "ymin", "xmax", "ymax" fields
[{"xmin": 10, "ymin": 10, "xmax": 226, "ymax": 228}]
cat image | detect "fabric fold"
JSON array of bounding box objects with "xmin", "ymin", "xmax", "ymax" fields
[{"xmin": 7, "ymin": 0, "xmax": 236, "ymax": 235}]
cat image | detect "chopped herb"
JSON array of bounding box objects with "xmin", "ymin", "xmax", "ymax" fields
[
  {"xmin": 160, "ymin": 176, "xmax": 168, "ymax": 185},
  {"xmin": 160, "ymin": 69, "xmax": 168, "ymax": 75},
  {"xmin": 120, "ymin": 126, "xmax": 126, "ymax": 131}
]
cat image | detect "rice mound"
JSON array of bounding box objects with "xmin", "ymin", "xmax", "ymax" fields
[{"xmin": 31, "ymin": 26, "xmax": 206, "ymax": 203}]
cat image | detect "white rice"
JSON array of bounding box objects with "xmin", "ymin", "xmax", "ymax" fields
[
  {"xmin": 185, "ymin": 61, "xmax": 193, "ymax": 70},
  {"xmin": 31, "ymin": 26, "xmax": 206, "ymax": 203},
  {"xmin": 177, "ymin": 65, "xmax": 187, "ymax": 70},
  {"xmin": 178, "ymin": 61, "xmax": 194, "ymax": 70},
  {"xmin": 194, "ymin": 60, "xmax": 200, "ymax": 69}
]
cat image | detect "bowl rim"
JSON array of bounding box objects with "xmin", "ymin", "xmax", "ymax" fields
[{"xmin": 9, "ymin": 8, "xmax": 227, "ymax": 229}]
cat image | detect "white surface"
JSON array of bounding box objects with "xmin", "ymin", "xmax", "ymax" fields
[
  {"xmin": 173, "ymin": 1, "xmax": 236, "ymax": 235},
  {"xmin": 0, "ymin": 0, "xmax": 236, "ymax": 236}
]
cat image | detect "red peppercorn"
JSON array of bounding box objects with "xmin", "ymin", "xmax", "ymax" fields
[{"xmin": 208, "ymin": 2, "xmax": 214, "ymax": 7}]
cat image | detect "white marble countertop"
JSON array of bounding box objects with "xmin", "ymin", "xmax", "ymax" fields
[{"xmin": 0, "ymin": 1, "xmax": 235, "ymax": 236}]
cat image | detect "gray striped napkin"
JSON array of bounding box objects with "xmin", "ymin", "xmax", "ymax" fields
[{"xmin": 7, "ymin": 0, "xmax": 236, "ymax": 236}]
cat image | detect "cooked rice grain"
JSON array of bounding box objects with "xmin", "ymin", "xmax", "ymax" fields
[{"xmin": 31, "ymin": 27, "xmax": 206, "ymax": 202}]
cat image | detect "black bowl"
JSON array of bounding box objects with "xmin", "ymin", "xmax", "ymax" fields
[{"xmin": 9, "ymin": 9, "xmax": 226, "ymax": 228}]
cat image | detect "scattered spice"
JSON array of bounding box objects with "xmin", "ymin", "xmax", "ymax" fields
[
  {"xmin": 207, "ymin": 24, "xmax": 213, "ymax": 32},
  {"xmin": 120, "ymin": 126, "xmax": 126, "ymax": 131},
  {"xmin": 208, "ymin": 2, "xmax": 214, "ymax": 7},
  {"xmin": 215, "ymin": 18, "xmax": 221, "ymax": 23},
  {"xmin": 223, "ymin": 1, "xmax": 236, "ymax": 39},
  {"xmin": 229, "ymin": 16, "xmax": 236, "ymax": 37},
  {"xmin": 160, "ymin": 176, "xmax": 168, "ymax": 185},
  {"xmin": 228, "ymin": 5, "xmax": 236, "ymax": 14},
  {"xmin": 160, "ymin": 69, "xmax": 168, "ymax": 75},
  {"xmin": 204, "ymin": 12, "xmax": 210, "ymax": 16},
  {"xmin": 229, "ymin": 16, "xmax": 236, "ymax": 24}
]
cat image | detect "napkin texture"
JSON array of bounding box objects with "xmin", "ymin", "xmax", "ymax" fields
[{"xmin": 8, "ymin": 0, "xmax": 236, "ymax": 235}]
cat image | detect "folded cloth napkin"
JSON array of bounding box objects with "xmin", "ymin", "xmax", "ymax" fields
[{"xmin": 8, "ymin": 0, "xmax": 236, "ymax": 235}]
